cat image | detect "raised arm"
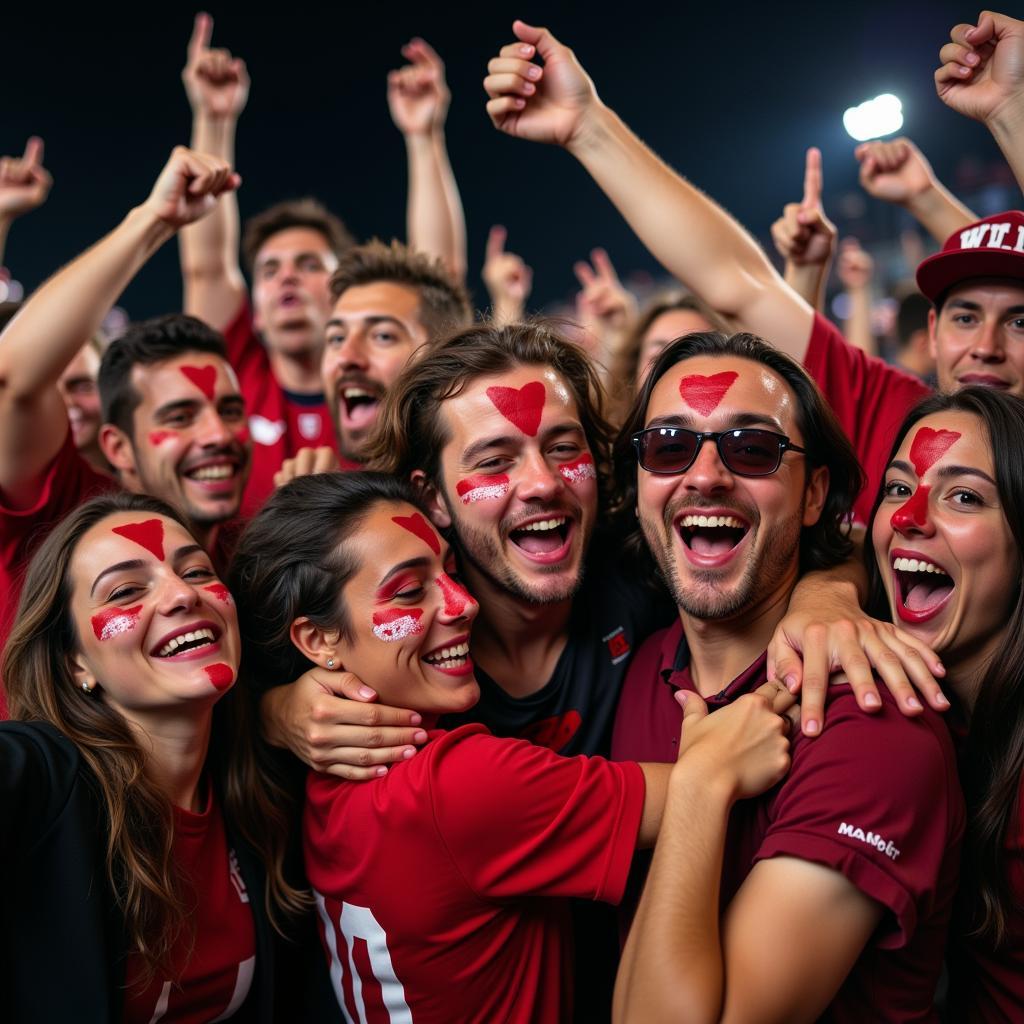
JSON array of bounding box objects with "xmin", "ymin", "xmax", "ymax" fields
[
  {"xmin": 0, "ymin": 137, "xmax": 53, "ymax": 272},
  {"xmin": 389, "ymin": 38, "xmax": 467, "ymax": 283},
  {"xmin": 0, "ymin": 147, "xmax": 237, "ymax": 507},
  {"xmin": 179, "ymin": 12, "xmax": 249, "ymax": 330},
  {"xmin": 484, "ymin": 21, "xmax": 814, "ymax": 360},
  {"xmin": 935, "ymin": 11, "xmax": 1024, "ymax": 194},
  {"xmin": 854, "ymin": 137, "xmax": 976, "ymax": 244},
  {"xmin": 481, "ymin": 224, "xmax": 533, "ymax": 324},
  {"xmin": 573, "ymin": 247, "xmax": 638, "ymax": 384}
]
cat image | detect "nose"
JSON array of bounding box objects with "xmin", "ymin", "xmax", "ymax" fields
[
  {"xmin": 155, "ymin": 569, "xmax": 202, "ymax": 618},
  {"xmin": 683, "ymin": 435, "xmax": 734, "ymax": 494},
  {"xmin": 970, "ymin": 320, "xmax": 1006, "ymax": 363},
  {"xmin": 515, "ymin": 449, "xmax": 564, "ymax": 502},
  {"xmin": 195, "ymin": 405, "xmax": 235, "ymax": 448},
  {"xmin": 436, "ymin": 573, "xmax": 478, "ymax": 623},
  {"xmin": 334, "ymin": 328, "xmax": 370, "ymax": 372},
  {"xmin": 890, "ymin": 485, "xmax": 936, "ymax": 537}
]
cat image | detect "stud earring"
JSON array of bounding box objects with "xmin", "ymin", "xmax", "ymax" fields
[
  {"xmin": 81, "ymin": 682, "xmax": 93, "ymax": 694},
  {"xmin": 326, "ymin": 658, "xmax": 335, "ymax": 669}
]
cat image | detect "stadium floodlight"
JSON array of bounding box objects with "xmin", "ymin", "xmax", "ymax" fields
[{"xmin": 843, "ymin": 94, "xmax": 904, "ymax": 142}]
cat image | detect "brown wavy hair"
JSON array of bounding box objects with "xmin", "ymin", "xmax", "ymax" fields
[{"xmin": 1, "ymin": 491, "xmax": 307, "ymax": 981}]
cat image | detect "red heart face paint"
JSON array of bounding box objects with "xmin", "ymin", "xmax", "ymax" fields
[
  {"xmin": 436, "ymin": 574, "xmax": 475, "ymax": 618},
  {"xmin": 392, "ymin": 513, "xmax": 441, "ymax": 555},
  {"xmin": 111, "ymin": 519, "xmax": 165, "ymax": 561},
  {"xmin": 372, "ymin": 607, "xmax": 424, "ymax": 642},
  {"xmin": 891, "ymin": 427, "xmax": 963, "ymax": 531},
  {"xmin": 678, "ymin": 371, "xmax": 739, "ymax": 416},
  {"xmin": 485, "ymin": 381, "xmax": 546, "ymax": 436},
  {"xmin": 456, "ymin": 474, "xmax": 510, "ymax": 504},
  {"xmin": 204, "ymin": 583, "xmax": 232, "ymax": 604},
  {"xmin": 179, "ymin": 364, "xmax": 218, "ymax": 401},
  {"xmin": 148, "ymin": 430, "xmax": 176, "ymax": 446},
  {"xmin": 559, "ymin": 453, "xmax": 596, "ymax": 485},
  {"xmin": 91, "ymin": 604, "xmax": 143, "ymax": 641},
  {"xmin": 204, "ymin": 663, "xmax": 234, "ymax": 691}
]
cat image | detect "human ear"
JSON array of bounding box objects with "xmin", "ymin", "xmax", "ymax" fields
[
  {"xmin": 411, "ymin": 469, "xmax": 452, "ymax": 529},
  {"xmin": 289, "ymin": 616, "xmax": 343, "ymax": 668}
]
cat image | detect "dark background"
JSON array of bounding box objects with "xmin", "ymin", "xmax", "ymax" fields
[{"xmin": 2, "ymin": 1, "xmax": 1016, "ymax": 317}]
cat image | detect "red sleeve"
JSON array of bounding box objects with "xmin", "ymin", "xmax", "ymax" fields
[
  {"xmin": 755, "ymin": 693, "xmax": 964, "ymax": 949},
  {"xmin": 803, "ymin": 313, "xmax": 931, "ymax": 524},
  {"xmin": 427, "ymin": 726, "xmax": 646, "ymax": 905},
  {"xmin": 221, "ymin": 298, "xmax": 269, "ymax": 388}
]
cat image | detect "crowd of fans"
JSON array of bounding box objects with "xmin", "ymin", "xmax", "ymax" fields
[{"xmin": 1, "ymin": 10, "xmax": 1024, "ymax": 1022}]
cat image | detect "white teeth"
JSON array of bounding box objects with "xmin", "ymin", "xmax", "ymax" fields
[
  {"xmin": 344, "ymin": 388, "xmax": 375, "ymax": 400},
  {"xmin": 893, "ymin": 557, "xmax": 947, "ymax": 575},
  {"xmin": 519, "ymin": 517, "xmax": 567, "ymax": 532},
  {"xmin": 680, "ymin": 514, "xmax": 744, "ymax": 529},
  {"xmin": 189, "ymin": 465, "xmax": 233, "ymax": 480},
  {"xmin": 158, "ymin": 627, "xmax": 215, "ymax": 658},
  {"xmin": 425, "ymin": 642, "xmax": 470, "ymax": 666}
]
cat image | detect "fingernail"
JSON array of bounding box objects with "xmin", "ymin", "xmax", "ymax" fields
[
  {"xmin": 677, "ymin": 690, "xmax": 689, "ymax": 706},
  {"xmin": 413, "ymin": 730, "xmax": 428, "ymax": 743},
  {"xmin": 965, "ymin": 52, "xmax": 980, "ymax": 64},
  {"xmin": 522, "ymin": 81, "xmax": 536, "ymax": 94},
  {"xmin": 906, "ymin": 696, "xmax": 924, "ymax": 711},
  {"xmin": 784, "ymin": 674, "xmax": 798, "ymax": 693},
  {"xmin": 402, "ymin": 747, "xmax": 416, "ymax": 759},
  {"xmin": 527, "ymin": 65, "xmax": 542, "ymax": 79},
  {"xmin": 376, "ymin": 766, "xmax": 389, "ymax": 777},
  {"xmin": 935, "ymin": 692, "xmax": 950, "ymax": 708},
  {"xmin": 514, "ymin": 98, "xmax": 526, "ymax": 109},
  {"xmin": 410, "ymin": 712, "xmax": 423, "ymax": 725},
  {"xmin": 960, "ymin": 66, "xmax": 972, "ymax": 76},
  {"xmin": 804, "ymin": 719, "xmax": 820, "ymax": 736},
  {"xmin": 520, "ymin": 44, "xmax": 534, "ymax": 56},
  {"xmin": 863, "ymin": 693, "xmax": 881, "ymax": 708},
  {"xmin": 358, "ymin": 686, "xmax": 376, "ymax": 699}
]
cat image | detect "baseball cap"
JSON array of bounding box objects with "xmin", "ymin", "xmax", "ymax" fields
[{"xmin": 916, "ymin": 210, "xmax": 1024, "ymax": 303}]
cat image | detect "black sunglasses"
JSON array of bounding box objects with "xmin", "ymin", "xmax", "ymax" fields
[{"xmin": 631, "ymin": 426, "xmax": 807, "ymax": 476}]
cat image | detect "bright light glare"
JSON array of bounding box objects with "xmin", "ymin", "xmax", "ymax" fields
[{"xmin": 843, "ymin": 94, "xmax": 904, "ymax": 142}]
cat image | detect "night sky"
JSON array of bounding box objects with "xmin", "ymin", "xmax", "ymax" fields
[{"xmin": 2, "ymin": 1, "xmax": 1014, "ymax": 318}]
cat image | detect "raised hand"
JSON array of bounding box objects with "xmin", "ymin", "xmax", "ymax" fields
[
  {"xmin": 482, "ymin": 225, "xmax": 533, "ymax": 321},
  {"xmin": 770, "ymin": 147, "xmax": 836, "ymax": 268},
  {"xmin": 143, "ymin": 146, "xmax": 240, "ymax": 230},
  {"xmin": 855, "ymin": 138, "xmax": 937, "ymax": 205},
  {"xmin": 388, "ymin": 38, "xmax": 450, "ymax": 136},
  {"xmin": 573, "ymin": 247, "xmax": 637, "ymax": 334},
  {"xmin": 182, "ymin": 12, "xmax": 250, "ymax": 120},
  {"xmin": 0, "ymin": 137, "xmax": 53, "ymax": 221},
  {"xmin": 836, "ymin": 238, "xmax": 873, "ymax": 291},
  {"xmin": 484, "ymin": 20, "xmax": 599, "ymax": 147},
  {"xmin": 935, "ymin": 11, "xmax": 1024, "ymax": 124}
]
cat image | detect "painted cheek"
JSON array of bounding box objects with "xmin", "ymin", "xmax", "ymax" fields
[
  {"xmin": 391, "ymin": 513, "xmax": 441, "ymax": 555},
  {"xmin": 456, "ymin": 474, "xmax": 510, "ymax": 504},
  {"xmin": 148, "ymin": 430, "xmax": 177, "ymax": 446},
  {"xmin": 234, "ymin": 425, "xmax": 250, "ymax": 446},
  {"xmin": 111, "ymin": 519, "xmax": 165, "ymax": 561},
  {"xmin": 436, "ymin": 575, "xmax": 476, "ymax": 618},
  {"xmin": 678, "ymin": 371, "xmax": 738, "ymax": 416},
  {"xmin": 892, "ymin": 485, "xmax": 931, "ymax": 531},
  {"xmin": 559, "ymin": 453, "xmax": 596, "ymax": 486},
  {"xmin": 372, "ymin": 607, "xmax": 424, "ymax": 642},
  {"xmin": 91, "ymin": 604, "xmax": 143, "ymax": 641},
  {"xmin": 204, "ymin": 583, "xmax": 232, "ymax": 604},
  {"xmin": 485, "ymin": 381, "xmax": 546, "ymax": 436},
  {"xmin": 204, "ymin": 663, "xmax": 234, "ymax": 691},
  {"xmin": 179, "ymin": 365, "xmax": 218, "ymax": 401}
]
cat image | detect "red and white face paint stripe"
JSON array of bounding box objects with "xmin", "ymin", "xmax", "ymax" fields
[
  {"xmin": 456, "ymin": 474, "xmax": 510, "ymax": 504},
  {"xmin": 91, "ymin": 604, "xmax": 143, "ymax": 641},
  {"xmin": 559, "ymin": 453, "xmax": 596, "ymax": 485},
  {"xmin": 372, "ymin": 607, "xmax": 424, "ymax": 643}
]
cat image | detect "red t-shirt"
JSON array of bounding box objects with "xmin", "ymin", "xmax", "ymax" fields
[
  {"xmin": 122, "ymin": 786, "xmax": 256, "ymax": 1023},
  {"xmin": 612, "ymin": 619, "xmax": 965, "ymax": 1023},
  {"xmin": 0, "ymin": 429, "xmax": 116, "ymax": 719},
  {"xmin": 304, "ymin": 723, "xmax": 645, "ymax": 1024},
  {"xmin": 804, "ymin": 312, "xmax": 931, "ymax": 525},
  {"xmin": 948, "ymin": 783, "xmax": 1024, "ymax": 1021},
  {"xmin": 222, "ymin": 300, "xmax": 339, "ymax": 518}
]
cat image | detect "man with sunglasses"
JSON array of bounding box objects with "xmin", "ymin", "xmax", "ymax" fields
[{"xmin": 611, "ymin": 332, "xmax": 963, "ymax": 1022}]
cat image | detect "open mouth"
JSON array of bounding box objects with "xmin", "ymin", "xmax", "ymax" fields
[
  {"xmin": 422, "ymin": 637, "xmax": 473, "ymax": 676},
  {"xmin": 892, "ymin": 554, "xmax": 955, "ymax": 622},
  {"xmin": 508, "ymin": 515, "xmax": 572, "ymax": 560},
  {"xmin": 152, "ymin": 624, "xmax": 221, "ymax": 659},
  {"xmin": 339, "ymin": 386, "xmax": 382, "ymax": 430},
  {"xmin": 677, "ymin": 513, "xmax": 749, "ymax": 560}
]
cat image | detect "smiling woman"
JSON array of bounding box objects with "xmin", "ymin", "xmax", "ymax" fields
[
  {"xmin": 0, "ymin": 492, "xmax": 305, "ymax": 1022},
  {"xmin": 867, "ymin": 387, "xmax": 1024, "ymax": 1020}
]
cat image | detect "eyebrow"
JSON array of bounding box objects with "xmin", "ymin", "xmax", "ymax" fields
[
  {"xmin": 645, "ymin": 411, "xmax": 785, "ymax": 432},
  {"xmin": 946, "ymin": 298, "xmax": 1024, "ymax": 315},
  {"xmin": 378, "ymin": 556, "xmax": 433, "ymax": 588},
  {"xmin": 887, "ymin": 459, "xmax": 996, "ymax": 485},
  {"xmin": 89, "ymin": 544, "xmax": 209, "ymax": 597},
  {"xmin": 152, "ymin": 394, "xmax": 243, "ymax": 419},
  {"xmin": 326, "ymin": 315, "xmax": 407, "ymax": 331},
  {"xmin": 460, "ymin": 421, "xmax": 584, "ymax": 465}
]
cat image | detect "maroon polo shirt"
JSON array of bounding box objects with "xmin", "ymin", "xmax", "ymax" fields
[{"xmin": 612, "ymin": 618, "xmax": 965, "ymax": 1023}]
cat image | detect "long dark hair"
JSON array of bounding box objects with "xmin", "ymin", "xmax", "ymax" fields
[
  {"xmin": 865, "ymin": 387, "xmax": 1024, "ymax": 949},
  {"xmin": 2, "ymin": 492, "xmax": 306, "ymax": 980}
]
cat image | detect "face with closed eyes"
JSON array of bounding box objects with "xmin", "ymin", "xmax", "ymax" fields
[
  {"xmin": 872, "ymin": 410, "xmax": 1018, "ymax": 685},
  {"xmin": 68, "ymin": 512, "xmax": 240, "ymax": 727},
  {"xmin": 314, "ymin": 502, "xmax": 481, "ymax": 718}
]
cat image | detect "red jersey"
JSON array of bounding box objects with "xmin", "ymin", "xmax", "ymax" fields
[
  {"xmin": 0, "ymin": 428, "xmax": 116, "ymax": 718},
  {"xmin": 222, "ymin": 300, "xmax": 338, "ymax": 517},
  {"xmin": 123, "ymin": 786, "xmax": 256, "ymax": 1023},
  {"xmin": 948, "ymin": 782, "xmax": 1024, "ymax": 1021},
  {"xmin": 304, "ymin": 723, "xmax": 645, "ymax": 1024},
  {"xmin": 612, "ymin": 620, "xmax": 965, "ymax": 1023},
  {"xmin": 804, "ymin": 312, "xmax": 931, "ymax": 525}
]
